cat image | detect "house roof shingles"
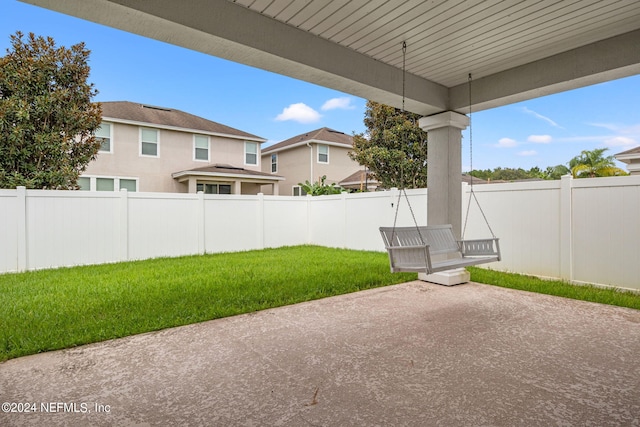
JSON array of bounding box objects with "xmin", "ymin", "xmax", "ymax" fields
[
  {"xmin": 615, "ymin": 146, "xmax": 640, "ymax": 156},
  {"xmin": 100, "ymin": 101, "xmax": 265, "ymax": 141},
  {"xmin": 262, "ymin": 127, "xmax": 353, "ymax": 154},
  {"xmin": 188, "ymin": 164, "xmax": 281, "ymax": 178},
  {"xmin": 172, "ymin": 164, "xmax": 284, "ymax": 181}
]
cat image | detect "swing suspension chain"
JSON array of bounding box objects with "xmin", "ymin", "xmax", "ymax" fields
[
  {"xmin": 390, "ymin": 41, "xmax": 425, "ymax": 246},
  {"xmin": 468, "ymin": 73, "xmax": 473, "ymax": 193},
  {"xmin": 391, "ymin": 188, "xmax": 424, "ymax": 245},
  {"xmin": 463, "ymin": 73, "xmax": 496, "ymax": 239}
]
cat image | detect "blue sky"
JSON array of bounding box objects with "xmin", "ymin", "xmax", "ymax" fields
[{"xmin": 3, "ymin": 0, "xmax": 639, "ymax": 171}]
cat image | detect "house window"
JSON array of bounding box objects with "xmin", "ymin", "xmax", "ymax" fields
[
  {"xmin": 194, "ymin": 135, "xmax": 209, "ymax": 161},
  {"xmin": 96, "ymin": 177, "xmax": 115, "ymax": 191},
  {"xmin": 140, "ymin": 128, "xmax": 159, "ymax": 157},
  {"xmin": 293, "ymin": 186, "xmax": 307, "ymax": 196},
  {"xmin": 245, "ymin": 142, "xmax": 258, "ymax": 165},
  {"xmin": 79, "ymin": 176, "xmax": 137, "ymax": 192},
  {"xmin": 96, "ymin": 123, "xmax": 112, "ymax": 153},
  {"xmin": 119, "ymin": 179, "xmax": 137, "ymax": 192},
  {"xmin": 318, "ymin": 144, "xmax": 329, "ymax": 163},
  {"xmin": 271, "ymin": 153, "xmax": 277, "ymax": 173},
  {"xmin": 197, "ymin": 183, "xmax": 232, "ymax": 194},
  {"xmin": 77, "ymin": 177, "xmax": 90, "ymax": 191}
]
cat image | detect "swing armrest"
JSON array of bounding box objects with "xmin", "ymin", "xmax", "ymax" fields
[
  {"xmin": 384, "ymin": 244, "xmax": 430, "ymax": 250},
  {"xmin": 384, "ymin": 244, "xmax": 433, "ymax": 273},
  {"xmin": 459, "ymin": 238, "xmax": 500, "ymax": 258}
]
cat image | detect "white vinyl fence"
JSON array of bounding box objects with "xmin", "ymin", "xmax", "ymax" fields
[{"xmin": 1, "ymin": 175, "xmax": 639, "ymax": 290}]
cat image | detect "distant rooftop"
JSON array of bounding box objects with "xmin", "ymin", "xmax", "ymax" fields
[
  {"xmin": 100, "ymin": 101, "xmax": 265, "ymax": 142},
  {"xmin": 615, "ymin": 145, "xmax": 640, "ymax": 157},
  {"xmin": 262, "ymin": 127, "xmax": 353, "ymax": 154}
]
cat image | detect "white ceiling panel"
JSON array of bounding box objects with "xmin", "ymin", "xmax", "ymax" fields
[
  {"xmin": 23, "ymin": 0, "xmax": 640, "ymax": 114},
  {"xmin": 231, "ymin": 0, "xmax": 640, "ymax": 87}
]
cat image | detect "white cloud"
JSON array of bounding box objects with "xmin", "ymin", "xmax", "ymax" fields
[
  {"xmin": 528, "ymin": 134, "xmax": 552, "ymax": 144},
  {"xmin": 321, "ymin": 97, "xmax": 355, "ymax": 111},
  {"xmin": 518, "ymin": 150, "xmax": 537, "ymax": 156},
  {"xmin": 275, "ymin": 103, "xmax": 321, "ymax": 124},
  {"xmin": 604, "ymin": 136, "xmax": 636, "ymax": 147},
  {"xmin": 495, "ymin": 137, "xmax": 517, "ymax": 148},
  {"xmin": 587, "ymin": 122, "xmax": 620, "ymax": 131},
  {"xmin": 522, "ymin": 107, "xmax": 564, "ymax": 129}
]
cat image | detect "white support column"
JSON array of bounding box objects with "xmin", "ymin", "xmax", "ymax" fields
[
  {"xmin": 234, "ymin": 180, "xmax": 242, "ymax": 195},
  {"xmin": 418, "ymin": 111, "xmax": 470, "ymax": 286},
  {"xmin": 187, "ymin": 178, "xmax": 198, "ymax": 193}
]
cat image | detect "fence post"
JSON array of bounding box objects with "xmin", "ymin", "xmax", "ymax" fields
[
  {"xmin": 16, "ymin": 186, "xmax": 27, "ymax": 272},
  {"xmin": 559, "ymin": 174, "xmax": 573, "ymax": 281},
  {"xmin": 119, "ymin": 189, "xmax": 129, "ymax": 262}
]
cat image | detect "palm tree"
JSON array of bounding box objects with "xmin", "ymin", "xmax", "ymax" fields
[
  {"xmin": 544, "ymin": 164, "xmax": 571, "ymax": 180},
  {"xmin": 569, "ymin": 148, "xmax": 627, "ymax": 178}
]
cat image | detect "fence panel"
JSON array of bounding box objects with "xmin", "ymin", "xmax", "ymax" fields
[
  {"xmin": 345, "ymin": 191, "xmax": 392, "ymax": 251},
  {"xmin": 341, "ymin": 189, "xmax": 428, "ymax": 252},
  {"xmin": 463, "ymin": 182, "xmax": 562, "ymax": 279},
  {"xmin": 127, "ymin": 193, "xmax": 200, "ymax": 260},
  {"xmin": 263, "ymin": 196, "xmax": 307, "ymax": 248},
  {"xmin": 1, "ymin": 178, "xmax": 639, "ymax": 290},
  {"xmin": 25, "ymin": 191, "xmax": 121, "ymax": 270},
  {"xmin": 0, "ymin": 191, "xmax": 19, "ymax": 272},
  {"xmin": 572, "ymin": 177, "xmax": 640, "ymax": 289},
  {"xmin": 203, "ymin": 195, "xmax": 261, "ymax": 253},
  {"xmin": 308, "ymin": 195, "xmax": 346, "ymax": 248}
]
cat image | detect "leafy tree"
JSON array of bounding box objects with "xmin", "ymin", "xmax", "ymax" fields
[
  {"xmin": 469, "ymin": 167, "xmax": 541, "ymax": 181},
  {"xmin": 349, "ymin": 101, "xmax": 428, "ymax": 189},
  {"xmin": 569, "ymin": 148, "xmax": 627, "ymax": 178},
  {"xmin": 298, "ymin": 175, "xmax": 344, "ymax": 196},
  {"xmin": 542, "ymin": 165, "xmax": 571, "ymax": 180},
  {"xmin": 0, "ymin": 32, "xmax": 102, "ymax": 189}
]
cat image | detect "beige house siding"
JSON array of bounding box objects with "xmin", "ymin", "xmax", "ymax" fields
[
  {"xmin": 262, "ymin": 140, "xmax": 361, "ymax": 195},
  {"xmin": 85, "ymin": 122, "xmax": 261, "ymax": 193}
]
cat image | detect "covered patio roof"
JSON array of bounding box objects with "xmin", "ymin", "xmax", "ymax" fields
[{"xmin": 20, "ymin": 0, "xmax": 640, "ymax": 116}]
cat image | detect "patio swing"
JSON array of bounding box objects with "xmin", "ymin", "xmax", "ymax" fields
[{"xmin": 379, "ymin": 47, "xmax": 500, "ymax": 274}]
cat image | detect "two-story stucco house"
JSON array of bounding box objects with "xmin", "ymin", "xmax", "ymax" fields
[
  {"xmin": 82, "ymin": 101, "xmax": 283, "ymax": 194},
  {"xmin": 260, "ymin": 127, "xmax": 362, "ymax": 195}
]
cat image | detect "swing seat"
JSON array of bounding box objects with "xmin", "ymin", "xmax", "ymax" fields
[{"xmin": 379, "ymin": 224, "xmax": 500, "ymax": 274}]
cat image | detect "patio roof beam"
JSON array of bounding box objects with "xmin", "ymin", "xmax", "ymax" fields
[
  {"xmin": 449, "ymin": 28, "xmax": 640, "ymax": 113},
  {"xmin": 20, "ymin": 0, "xmax": 640, "ymax": 115},
  {"xmin": 21, "ymin": 0, "xmax": 448, "ymax": 116}
]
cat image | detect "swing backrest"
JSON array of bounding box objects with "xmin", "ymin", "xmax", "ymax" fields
[
  {"xmin": 419, "ymin": 225, "xmax": 461, "ymax": 255},
  {"xmin": 380, "ymin": 225, "xmax": 461, "ymax": 255}
]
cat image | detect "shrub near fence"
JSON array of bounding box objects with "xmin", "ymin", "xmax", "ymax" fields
[{"xmin": 1, "ymin": 175, "xmax": 639, "ymax": 290}]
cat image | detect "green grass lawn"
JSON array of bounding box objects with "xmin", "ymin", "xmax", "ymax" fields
[
  {"xmin": 1, "ymin": 245, "xmax": 638, "ymax": 362},
  {"xmin": 468, "ymin": 267, "xmax": 640, "ymax": 310},
  {"xmin": 0, "ymin": 246, "xmax": 414, "ymax": 361}
]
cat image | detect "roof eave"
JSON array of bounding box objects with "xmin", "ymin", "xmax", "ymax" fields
[
  {"xmin": 172, "ymin": 170, "xmax": 285, "ymax": 181},
  {"xmin": 262, "ymin": 139, "xmax": 352, "ymax": 154},
  {"xmin": 102, "ymin": 116, "xmax": 267, "ymax": 143}
]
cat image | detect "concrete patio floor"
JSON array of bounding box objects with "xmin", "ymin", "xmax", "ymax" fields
[{"xmin": 1, "ymin": 281, "xmax": 639, "ymax": 426}]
